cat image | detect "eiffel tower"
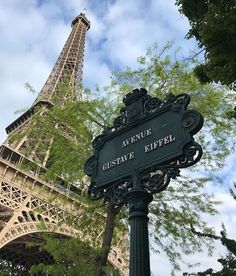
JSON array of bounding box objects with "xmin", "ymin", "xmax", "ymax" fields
[{"xmin": 0, "ymin": 13, "xmax": 128, "ymax": 275}]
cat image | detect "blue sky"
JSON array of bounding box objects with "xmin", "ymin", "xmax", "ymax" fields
[{"xmin": 0, "ymin": 1, "xmax": 235, "ymax": 275}]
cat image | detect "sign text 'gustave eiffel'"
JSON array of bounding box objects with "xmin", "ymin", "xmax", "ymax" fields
[{"xmin": 102, "ymin": 128, "xmax": 176, "ymax": 171}]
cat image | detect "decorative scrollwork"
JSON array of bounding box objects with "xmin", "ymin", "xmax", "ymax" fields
[
  {"xmin": 85, "ymin": 88, "xmax": 203, "ymax": 205},
  {"xmin": 163, "ymin": 93, "xmax": 176, "ymax": 105},
  {"xmin": 84, "ymin": 156, "xmax": 97, "ymax": 177},
  {"xmin": 169, "ymin": 93, "xmax": 190, "ymax": 111},
  {"xmin": 123, "ymin": 88, "xmax": 147, "ymax": 106},
  {"xmin": 103, "ymin": 180, "xmax": 132, "ymax": 205},
  {"xmin": 171, "ymin": 141, "xmax": 202, "ymax": 168},
  {"xmin": 88, "ymin": 182, "xmax": 104, "ymax": 201},
  {"xmin": 93, "ymin": 90, "xmax": 194, "ymax": 139},
  {"xmin": 144, "ymin": 96, "xmax": 162, "ymax": 113},
  {"xmin": 88, "ymin": 180, "xmax": 132, "ymax": 205},
  {"xmin": 92, "ymin": 134, "xmax": 105, "ymax": 150},
  {"xmin": 182, "ymin": 110, "xmax": 204, "ymax": 135},
  {"xmin": 141, "ymin": 167, "xmax": 180, "ymax": 194},
  {"xmin": 113, "ymin": 115, "xmax": 125, "ymax": 129}
]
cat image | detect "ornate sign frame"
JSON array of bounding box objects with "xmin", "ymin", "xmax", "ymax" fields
[{"xmin": 84, "ymin": 88, "xmax": 203, "ymax": 205}]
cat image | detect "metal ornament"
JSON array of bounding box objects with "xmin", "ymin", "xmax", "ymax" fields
[
  {"xmin": 84, "ymin": 88, "xmax": 203, "ymax": 205},
  {"xmin": 84, "ymin": 88, "xmax": 203, "ymax": 276}
]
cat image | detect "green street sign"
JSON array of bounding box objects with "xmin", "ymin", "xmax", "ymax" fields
[
  {"xmin": 84, "ymin": 88, "xmax": 204, "ymax": 275},
  {"xmin": 84, "ymin": 88, "xmax": 203, "ymax": 203}
]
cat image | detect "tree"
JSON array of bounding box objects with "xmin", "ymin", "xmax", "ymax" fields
[
  {"xmin": 99, "ymin": 43, "xmax": 236, "ymax": 272},
  {"xmin": 188, "ymin": 185, "xmax": 236, "ymax": 275},
  {"xmin": 7, "ymin": 84, "xmax": 127, "ymax": 276},
  {"xmin": 30, "ymin": 237, "xmax": 100, "ymax": 276},
  {"xmin": 7, "ymin": 43, "xmax": 236, "ymax": 275},
  {"xmin": 175, "ymin": 0, "xmax": 236, "ymax": 89},
  {"xmin": 190, "ymin": 225, "xmax": 236, "ymax": 276},
  {"xmin": 186, "ymin": 225, "xmax": 236, "ymax": 276}
]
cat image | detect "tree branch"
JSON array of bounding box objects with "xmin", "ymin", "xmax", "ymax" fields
[{"xmin": 190, "ymin": 224, "xmax": 221, "ymax": 240}]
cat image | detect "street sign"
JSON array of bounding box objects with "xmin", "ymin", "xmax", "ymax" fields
[
  {"xmin": 84, "ymin": 88, "xmax": 203, "ymax": 276},
  {"xmin": 84, "ymin": 88, "xmax": 203, "ymax": 203}
]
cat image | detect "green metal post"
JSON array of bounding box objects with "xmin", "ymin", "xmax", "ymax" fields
[{"xmin": 127, "ymin": 181, "xmax": 153, "ymax": 276}]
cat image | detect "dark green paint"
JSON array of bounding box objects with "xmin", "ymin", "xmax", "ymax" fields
[{"xmin": 97, "ymin": 107, "xmax": 191, "ymax": 187}]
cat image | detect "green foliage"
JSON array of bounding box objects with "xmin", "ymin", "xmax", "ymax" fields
[
  {"xmin": 30, "ymin": 237, "xmax": 99, "ymax": 276},
  {"xmin": 175, "ymin": 0, "xmax": 236, "ymax": 88},
  {"xmin": 7, "ymin": 83, "xmax": 126, "ymax": 275},
  {"xmin": 10, "ymin": 85, "xmax": 109, "ymax": 185},
  {"xmin": 99, "ymin": 43, "xmax": 236, "ymax": 270}
]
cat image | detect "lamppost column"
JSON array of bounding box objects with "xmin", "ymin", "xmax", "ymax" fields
[{"xmin": 127, "ymin": 187, "xmax": 153, "ymax": 276}]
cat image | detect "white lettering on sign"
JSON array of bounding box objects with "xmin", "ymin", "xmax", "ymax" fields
[
  {"xmin": 102, "ymin": 133, "xmax": 176, "ymax": 173},
  {"xmin": 121, "ymin": 128, "xmax": 152, "ymax": 148},
  {"xmin": 102, "ymin": 152, "xmax": 135, "ymax": 171},
  {"xmin": 144, "ymin": 134, "xmax": 176, "ymax": 153}
]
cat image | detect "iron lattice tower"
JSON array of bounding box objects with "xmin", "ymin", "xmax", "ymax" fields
[
  {"xmin": 33, "ymin": 14, "xmax": 89, "ymax": 105},
  {"xmin": 0, "ymin": 13, "xmax": 128, "ymax": 275}
]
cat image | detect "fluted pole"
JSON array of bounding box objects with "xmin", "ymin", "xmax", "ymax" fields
[{"xmin": 126, "ymin": 172, "xmax": 153, "ymax": 276}]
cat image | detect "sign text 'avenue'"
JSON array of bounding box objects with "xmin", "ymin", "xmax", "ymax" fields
[
  {"xmin": 102, "ymin": 128, "xmax": 176, "ymax": 172},
  {"xmin": 84, "ymin": 89, "xmax": 203, "ymax": 195}
]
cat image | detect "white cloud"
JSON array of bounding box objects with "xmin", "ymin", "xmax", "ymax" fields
[{"xmin": 83, "ymin": 55, "xmax": 112, "ymax": 89}]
